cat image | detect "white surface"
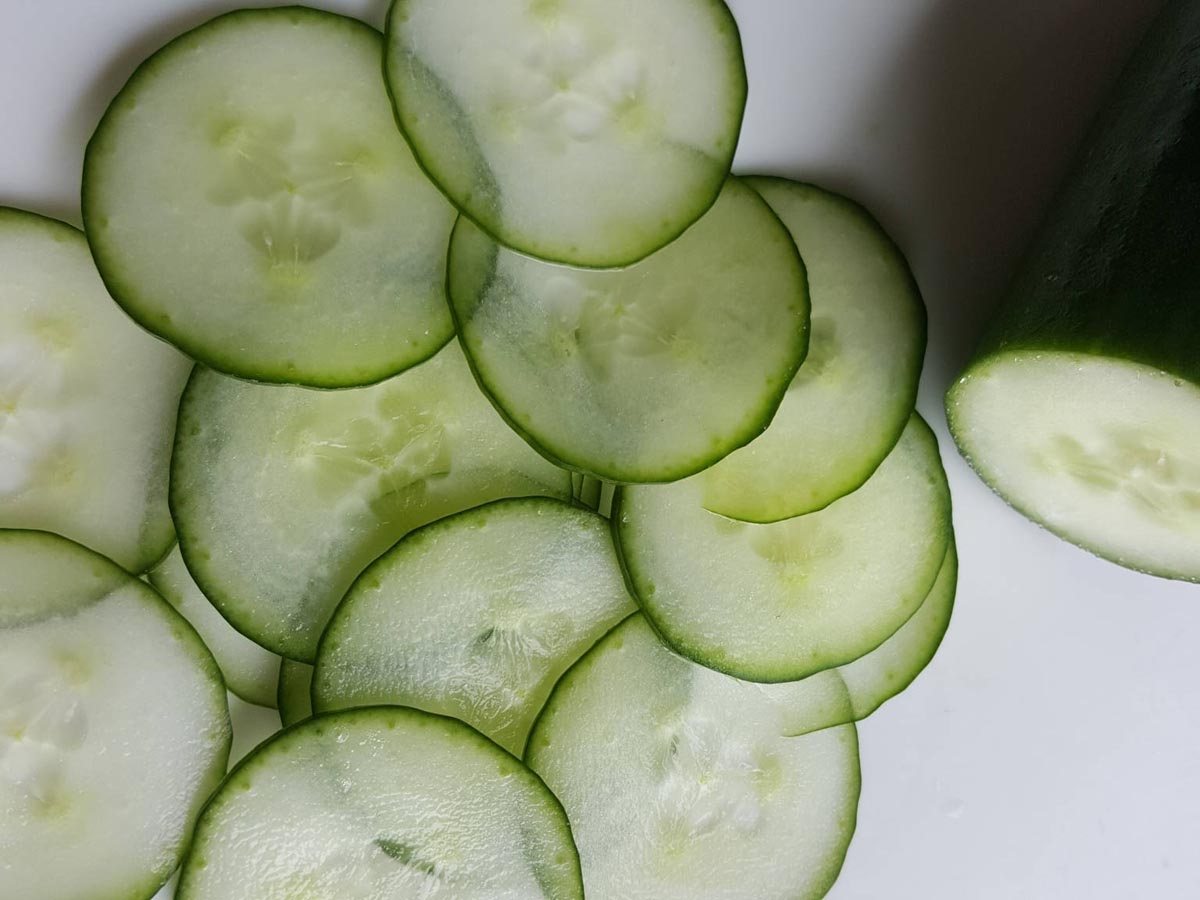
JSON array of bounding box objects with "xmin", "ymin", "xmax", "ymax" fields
[{"xmin": 2, "ymin": 1, "xmax": 1198, "ymax": 897}]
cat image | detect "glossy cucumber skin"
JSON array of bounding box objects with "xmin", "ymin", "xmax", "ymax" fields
[{"xmin": 962, "ymin": 0, "xmax": 1200, "ymax": 383}]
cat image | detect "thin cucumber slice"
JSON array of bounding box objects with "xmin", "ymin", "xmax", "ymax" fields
[
  {"xmin": 150, "ymin": 546, "xmax": 279, "ymax": 708},
  {"xmin": 0, "ymin": 208, "xmax": 189, "ymax": 572},
  {"xmin": 277, "ymin": 659, "xmax": 314, "ymax": 728},
  {"xmin": 616, "ymin": 415, "xmax": 952, "ymax": 682},
  {"xmin": 384, "ymin": 0, "xmax": 746, "ymax": 267},
  {"xmin": 83, "ymin": 8, "xmax": 457, "ymax": 388},
  {"xmin": 313, "ymin": 498, "xmax": 635, "ymax": 754},
  {"xmin": 171, "ymin": 341, "xmax": 572, "ymax": 662},
  {"xmin": 177, "ymin": 707, "xmax": 583, "ymax": 900},
  {"xmin": 448, "ymin": 178, "xmax": 809, "ymax": 482},
  {"xmin": 526, "ymin": 615, "xmax": 859, "ymax": 900},
  {"xmin": 701, "ymin": 178, "xmax": 926, "ymax": 522},
  {"xmin": 0, "ymin": 531, "xmax": 230, "ymax": 900}
]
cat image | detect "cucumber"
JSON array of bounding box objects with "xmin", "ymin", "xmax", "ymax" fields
[
  {"xmin": 615, "ymin": 415, "xmax": 952, "ymax": 682},
  {"xmin": 83, "ymin": 8, "xmax": 457, "ymax": 388},
  {"xmin": 946, "ymin": 0, "xmax": 1200, "ymax": 581},
  {"xmin": 701, "ymin": 178, "xmax": 926, "ymax": 522},
  {"xmin": 525, "ymin": 614, "xmax": 859, "ymax": 900},
  {"xmin": 177, "ymin": 707, "xmax": 583, "ymax": 900},
  {"xmin": 277, "ymin": 659, "xmax": 314, "ymax": 727},
  {"xmin": 0, "ymin": 530, "xmax": 230, "ymax": 900},
  {"xmin": 0, "ymin": 208, "xmax": 189, "ymax": 572},
  {"xmin": 313, "ymin": 498, "xmax": 635, "ymax": 754},
  {"xmin": 384, "ymin": 0, "xmax": 746, "ymax": 267},
  {"xmin": 150, "ymin": 546, "xmax": 279, "ymax": 709},
  {"xmin": 171, "ymin": 341, "xmax": 573, "ymax": 662},
  {"xmin": 447, "ymin": 178, "xmax": 809, "ymax": 483}
]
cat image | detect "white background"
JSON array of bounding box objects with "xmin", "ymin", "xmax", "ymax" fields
[{"xmin": 2, "ymin": 1, "xmax": 1198, "ymax": 897}]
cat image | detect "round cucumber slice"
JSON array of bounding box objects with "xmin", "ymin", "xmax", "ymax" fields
[
  {"xmin": 150, "ymin": 546, "xmax": 279, "ymax": 708},
  {"xmin": 0, "ymin": 531, "xmax": 230, "ymax": 900},
  {"xmin": 83, "ymin": 8, "xmax": 457, "ymax": 388},
  {"xmin": 384, "ymin": 0, "xmax": 746, "ymax": 267},
  {"xmin": 313, "ymin": 498, "xmax": 635, "ymax": 754},
  {"xmin": 177, "ymin": 707, "xmax": 583, "ymax": 900},
  {"xmin": 526, "ymin": 614, "xmax": 860, "ymax": 900},
  {"xmin": 701, "ymin": 177, "xmax": 926, "ymax": 522},
  {"xmin": 277, "ymin": 659, "xmax": 314, "ymax": 728},
  {"xmin": 448, "ymin": 178, "xmax": 809, "ymax": 483},
  {"xmin": 948, "ymin": 352, "xmax": 1200, "ymax": 581},
  {"xmin": 616, "ymin": 414, "xmax": 952, "ymax": 682},
  {"xmin": 0, "ymin": 208, "xmax": 189, "ymax": 573},
  {"xmin": 171, "ymin": 341, "xmax": 573, "ymax": 662}
]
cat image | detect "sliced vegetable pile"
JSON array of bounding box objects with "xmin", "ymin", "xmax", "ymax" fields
[{"xmin": 1, "ymin": 3, "xmax": 956, "ymax": 899}]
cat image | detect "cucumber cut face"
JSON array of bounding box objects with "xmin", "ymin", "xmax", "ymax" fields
[
  {"xmin": 0, "ymin": 208, "xmax": 189, "ymax": 573},
  {"xmin": 314, "ymin": 498, "xmax": 635, "ymax": 754},
  {"xmin": 701, "ymin": 178, "xmax": 926, "ymax": 522},
  {"xmin": 616, "ymin": 415, "xmax": 952, "ymax": 682},
  {"xmin": 385, "ymin": 0, "xmax": 746, "ymax": 267},
  {"xmin": 83, "ymin": 8, "xmax": 457, "ymax": 388},
  {"xmin": 277, "ymin": 659, "xmax": 314, "ymax": 728},
  {"xmin": 448, "ymin": 179, "xmax": 809, "ymax": 483},
  {"xmin": 0, "ymin": 531, "xmax": 230, "ymax": 900},
  {"xmin": 177, "ymin": 707, "xmax": 583, "ymax": 900},
  {"xmin": 150, "ymin": 546, "xmax": 280, "ymax": 708},
  {"xmin": 948, "ymin": 351, "xmax": 1200, "ymax": 581},
  {"xmin": 171, "ymin": 341, "xmax": 573, "ymax": 662},
  {"xmin": 526, "ymin": 615, "xmax": 860, "ymax": 900}
]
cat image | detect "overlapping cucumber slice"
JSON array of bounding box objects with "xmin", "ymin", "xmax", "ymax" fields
[{"xmin": 277, "ymin": 659, "xmax": 314, "ymax": 728}]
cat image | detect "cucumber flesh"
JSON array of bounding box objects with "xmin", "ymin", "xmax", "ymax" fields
[
  {"xmin": 448, "ymin": 178, "xmax": 809, "ymax": 483},
  {"xmin": 150, "ymin": 546, "xmax": 280, "ymax": 708},
  {"xmin": 385, "ymin": 0, "xmax": 746, "ymax": 267},
  {"xmin": 277, "ymin": 659, "xmax": 314, "ymax": 728},
  {"xmin": 616, "ymin": 415, "xmax": 952, "ymax": 682},
  {"xmin": 171, "ymin": 340, "xmax": 573, "ymax": 662},
  {"xmin": 83, "ymin": 8, "xmax": 457, "ymax": 388},
  {"xmin": 0, "ymin": 531, "xmax": 230, "ymax": 900},
  {"xmin": 313, "ymin": 498, "xmax": 635, "ymax": 754},
  {"xmin": 701, "ymin": 178, "xmax": 926, "ymax": 521},
  {"xmin": 0, "ymin": 208, "xmax": 189, "ymax": 572},
  {"xmin": 949, "ymin": 353, "xmax": 1200, "ymax": 581},
  {"xmin": 177, "ymin": 707, "xmax": 583, "ymax": 900},
  {"xmin": 526, "ymin": 615, "xmax": 859, "ymax": 900}
]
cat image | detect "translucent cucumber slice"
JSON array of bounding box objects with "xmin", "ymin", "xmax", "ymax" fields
[
  {"xmin": 948, "ymin": 351, "xmax": 1200, "ymax": 581},
  {"xmin": 526, "ymin": 615, "xmax": 859, "ymax": 900},
  {"xmin": 83, "ymin": 8, "xmax": 457, "ymax": 388},
  {"xmin": 177, "ymin": 707, "xmax": 583, "ymax": 900},
  {"xmin": 385, "ymin": 0, "xmax": 746, "ymax": 267},
  {"xmin": 313, "ymin": 498, "xmax": 635, "ymax": 754},
  {"xmin": 701, "ymin": 178, "xmax": 926, "ymax": 522},
  {"xmin": 448, "ymin": 178, "xmax": 809, "ymax": 483},
  {"xmin": 277, "ymin": 659, "xmax": 314, "ymax": 728},
  {"xmin": 0, "ymin": 531, "xmax": 230, "ymax": 900},
  {"xmin": 171, "ymin": 341, "xmax": 572, "ymax": 662},
  {"xmin": 0, "ymin": 208, "xmax": 189, "ymax": 572},
  {"xmin": 616, "ymin": 415, "xmax": 952, "ymax": 682},
  {"xmin": 150, "ymin": 546, "xmax": 279, "ymax": 708}
]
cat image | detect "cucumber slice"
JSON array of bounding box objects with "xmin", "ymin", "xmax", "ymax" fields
[
  {"xmin": 83, "ymin": 8, "xmax": 457, "ymax": 388},
  {"xmin": 171, "ymin": 341, "xmax": 573, "ymax": 662},
  {"xmin": 313, "ymin": 498, "xmax": 635, "ymax": 754},
  {"xmin": 177, "ymin": 707, "xmax": 583, "ymax": 899},
  {"xmin": 0, "ymin": 208, "xmax": 189, "ymax": 572},
  {"xmin": 277, "ymin": 659, "xmax": 314, "ymax": 728},
  {"xmin": 701, "ymin": 178, "xmax": 926, "ymax": 521},
  {"xmin": 616, "ymin": 415, "xmax": 952, "ymax": 682},
  {"xmin": 0, "ymin": 531, "xmax": 230, "ymax": 900},
  {"xmin": 384, "ymin": 0, "xmax": 746, "ymax": 267},
  {"xmin": 150, "ymin": 546, "xmax": 279, "ymax": 708},
  {"xmin": 526, "ymin": 615, "xmax": 859, "ymax": 900},
  {"xmin": 448, "ymin": 178, "xmax": 809, "ymax": 482}
]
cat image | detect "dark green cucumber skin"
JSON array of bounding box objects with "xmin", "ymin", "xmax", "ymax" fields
[{"xmin": 959, "ymin": 0, "xmax": 1200, "ymax": 384}]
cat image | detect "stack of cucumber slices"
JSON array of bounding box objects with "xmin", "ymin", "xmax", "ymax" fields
[{"xmin": 1, "ymin": 3, "xmax": 955, "ymax": 899}]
